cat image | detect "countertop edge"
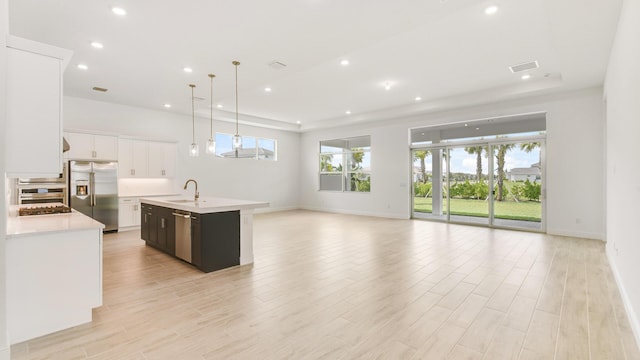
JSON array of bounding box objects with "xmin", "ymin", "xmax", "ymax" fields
[
  {"xmin": 6, "ymin": 209, "xmax": 105, "ymax": 238},
  {"xmin": 139, "ymin": 196, "xmax": 269, "ymax": 214}
]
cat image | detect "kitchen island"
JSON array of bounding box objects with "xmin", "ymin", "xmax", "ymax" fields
[
  {"xmin": 6, "ymin": 208, "xmax": 104, "ymax": 344},
  {"xmin": 139, "ymin": 196, "xmax": 268, "ymax": 272}
]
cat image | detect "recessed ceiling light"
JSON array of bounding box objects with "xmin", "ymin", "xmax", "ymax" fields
[
  {"xmin": 476, "ymin": 127, "xmax": 480, "ymax": 130},
  {"xmin": 521, "ymin": 74, "xmax": 531, "ymax": 80},
  {"xmin": 183, "ymin": 67, "xmax": 193, "ymax": 73},
  {"xmin": 217, "ymin": 104, "xmax": 223, "ymax": 108},
  {"xmin": 464, "ymin": 123, "xmax": 469, "ymax": 127},
  {"xmin": 484, "ymin": 5, "xmax": 498, "ymax": 15},
  {"xmin": 385, "ymin": 84, "xmax": 391, "ymax": 91},
  {"xmin": 77, "ymin": 64, "xmax": 88, "ymax": 70},
  {"xmin": 345, "ymin": 110, "xmax": 351, "ymax": 115},
  {"xmin": 163, "ymin": 104, "xmax": 171, "ymax": 108},
  {"xmin": 296, "ymin": 121, "xmax": 301, "ymax": 124},
  {"xmin": 264, "ymin": 87, "xmax": 272, "ymax": 92},
  {"xmin": 111, "ymin": 7, "xmax": 126, "ymax": 16},
  {"xmin": 91, "ymin": 42, "xmax": 104, "ymax": 49},
  {"xmin": 340, "ymin": 59, "xmax": 350, "ymax": 66},
  {"xmin": 415, "ymin": 96, "xmax": 422, "ymax": 101}
]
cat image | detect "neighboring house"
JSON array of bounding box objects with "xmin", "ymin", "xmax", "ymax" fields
[
  {"xmin": 413, "ymin": 167, "xmax": 432, "ymax": 182},
  {"xmin": 507, "ymin": 164, "xmax": 541, "ymax": 182},
  {"xmin": 219, "ymin": 147, "xmax": 275, "ymax": 159}
]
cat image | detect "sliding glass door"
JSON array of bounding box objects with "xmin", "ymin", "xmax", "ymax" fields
[
  {"xmin": 411, "ymin": 138, "xmax": 545, "ymax": 232},
  {"xmin": 447, "ymin": 145, "xmax": 489, "ymax": 225},
  {"xmin": 490, "ymin": 140, "xmax": 543, "ymax": 230},
  {"xmin": 412, "ymin": 148, "xmax": 447, "ymax": 220}
]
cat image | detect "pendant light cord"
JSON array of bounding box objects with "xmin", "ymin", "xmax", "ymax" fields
[
  {"xmin": 209, "ymin": 74, "xmax": 214, "ymax": 138},
  {"xmin": 233, "ymin": 61, "xmax": 240, "ymax": 135},
  {"xmin": 190, "ymin": 84, "xmax": 195, "ymax": 143}
]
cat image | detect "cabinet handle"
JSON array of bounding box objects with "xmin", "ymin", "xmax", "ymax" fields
[
  {"xmin": 161, "ymin": 218, "xmax": 165, "ymax": 228},
  {"xmin": 162, "ymin": 169, "xmax": 166, "ymax": 176},
  {"xmin": 92, "ymin": 150, "xmax": 97, "ymax": 158},
  {"xmin": 134, "ymin": 205, "xmax": 138, "ymax": 211},
  {"xmin": 144, "ymin": 214, "xmax": 147, "ymax": 223}
]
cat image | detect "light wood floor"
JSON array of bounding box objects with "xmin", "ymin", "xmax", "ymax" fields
[{"xmin": 10, "ymin": 210, "xmax": 640, "ymax": 360}]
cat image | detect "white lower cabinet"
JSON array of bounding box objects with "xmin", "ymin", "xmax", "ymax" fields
[{"xmin": 118, "ymin": 197, "xmax": 141, "ymax": 230}]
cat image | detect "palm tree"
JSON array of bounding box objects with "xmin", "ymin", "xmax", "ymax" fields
[
  {"xmin": 496, "ymin": 143, "xmax": 515, "ymax": 201},
  {"xmin": 320, "ymin": 153, "xmax": 333, "ymax": 172},
  {"xmin": 520, "ymin": 142, "xmax": 540, "ymax": 153},
  {"xmin": 413, "ymin": 150, "xmax": 428, "ymax": 183},
  {"xmin": 464, "ymin": 146, "xmax": 486, "ymax": 182}
]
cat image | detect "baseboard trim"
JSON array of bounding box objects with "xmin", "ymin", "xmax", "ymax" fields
[
  {"xmin": 254, "ymin": 206, "xmax": 299, "ymax": 214},
  {"xmin": 607, "ymin": 246, "xmax": 640, "ymax": 351},
  {"xmin": 546, "ymin": 228, "xmax": 604, "ymax": 241},
  {"xmin": 300, "ymin": 206, "xmax": 408, "ymax": 220},
  {"xmin": 0, "ymin": 344, "xmax": 9, "ymax": 360}
]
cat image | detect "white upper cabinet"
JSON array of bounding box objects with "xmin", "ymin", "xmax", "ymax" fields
[
  {"xmin": 5, "ymin": 36, "xmax": 72, "ymax": 177},
  {"xmin": 64, "ymin": 132, "xmax": 118, "ymax": 161},
  {"xmin": 119, "ymin": 140, "xmax": 176, "ymax": 179},
  {"xmin": 93, "ymin": 135, "xmax": 118, "ymax": 160},
  {"xmin": 147, "ymin": 142, "xmax": 176, "ymax": 178},
  {"xmin": 118, "ymin": 139, "xmax": 148, "ymax": 178}
]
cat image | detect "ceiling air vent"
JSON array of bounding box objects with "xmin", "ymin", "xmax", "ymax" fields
[
  {"xmin": 92, "ymin": 86, "xmax": 108, "ymax": 92},
  {"xmin": 509, "ymin": 61, "xmax": 539, "ymax": 73},
  {"xmin": 268, "ymin": 61, "xmax": 287, "ymax": 70}
]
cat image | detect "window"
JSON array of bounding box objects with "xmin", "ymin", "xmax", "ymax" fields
[
  {"xmin": 215, "ymin": 133, "xmax": 277, "ymax": 160},
  {"xmin": 319, "ymin": 135, "xmax": 370, "ymax": 192}
]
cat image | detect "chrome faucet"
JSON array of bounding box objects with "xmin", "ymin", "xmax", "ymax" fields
[{"xmin": 183, "ymin": 179, "xmax": 199, "ymax": 201}]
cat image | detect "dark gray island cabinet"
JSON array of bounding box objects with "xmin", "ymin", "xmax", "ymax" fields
[{"xmin": 140, "ymin": 196, "xmax": 268, "ymax": 273}]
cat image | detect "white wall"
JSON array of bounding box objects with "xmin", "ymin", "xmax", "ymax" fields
[
  {"xmin": 64, "ymin": 96, "xmax": 300, "ymax": 212},
  {"xmin": 300, "ymin": 87, "xmax": 605, "ymax": 239},
  {"xmin": 1, "ymin": 0, "xmax": 9, "ymax": 356},
  {"xmin": 604, "ymin": 0, "xmax": 640, "ymax": 345}
]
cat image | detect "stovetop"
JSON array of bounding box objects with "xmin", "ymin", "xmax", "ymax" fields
[{"xmin": 19, "ymin": 204, "xmax": 72, "ymax": 216}]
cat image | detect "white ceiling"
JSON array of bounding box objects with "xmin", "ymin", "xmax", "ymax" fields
[{"xmin": 8, "ymin": 0, "xmax": 621, "ymax": 132}]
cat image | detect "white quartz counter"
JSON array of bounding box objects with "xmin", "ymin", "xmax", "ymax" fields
[
  {"xmin": 139, "ymin": 196, "xmax": 269, "ymax": 214},
  {"xmin": 7, "ymin": 207, "xmax": 105, "ymax": 238}
]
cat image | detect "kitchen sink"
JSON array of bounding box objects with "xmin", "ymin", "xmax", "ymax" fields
[{"xmin": 167, "ymin": 199, "xmax": 206, "ymax": 204}]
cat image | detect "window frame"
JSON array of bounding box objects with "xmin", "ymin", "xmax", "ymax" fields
[
  {"xmin": 319, "ymin": 136, "xmax": 371, "ymax": 192},
  {"xmin": 214, "ymin": 132, "xmax": 277, "ymax": 160}
]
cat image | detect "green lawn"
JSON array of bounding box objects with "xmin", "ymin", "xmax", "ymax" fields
[{"xmin": 414, "ymin": 197, "xmax": 541, "ymax": 222}]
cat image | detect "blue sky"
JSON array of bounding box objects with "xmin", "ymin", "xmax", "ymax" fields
[{"xmin": 415, "ymin": 146, "xmax": 541, "ymax": 174}]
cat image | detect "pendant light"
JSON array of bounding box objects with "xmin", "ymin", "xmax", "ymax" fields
[
  {"xmin": 188, "ymin": 84, "xmax": 199, "ymax": 157},
  {"xmin": 206, "ymin": 74, "xmax": 216, "ymax": 155},
  {"xmin": 232, "ymin": 60, "xmax": 242, "ymax": 150}
]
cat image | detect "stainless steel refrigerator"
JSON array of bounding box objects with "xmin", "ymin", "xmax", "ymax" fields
[{"xmin": 69, "ymin": 160, "xmax": 118, "ymax": 231}]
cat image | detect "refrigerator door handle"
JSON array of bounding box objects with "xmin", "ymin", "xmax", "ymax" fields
[{"xmin": 90, "ymin": 172, "xmax": 95, "ymax": 206}]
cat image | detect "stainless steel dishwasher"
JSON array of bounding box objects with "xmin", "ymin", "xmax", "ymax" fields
[{"xmin": 173, "ymin": 210, "xmax": 192, "ymax": 262}]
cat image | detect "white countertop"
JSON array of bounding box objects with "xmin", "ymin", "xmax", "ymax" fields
[
  {"xmin": 119, "ymin": 193, "xmax": 180, "ymax": 198},
  {"xmin": 139, "ymin": 196, "xmax": 269, "ymax": 214},
  {"xmin": 7, "ymin": 207, "xmax": 105, "ymax": 238}
]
